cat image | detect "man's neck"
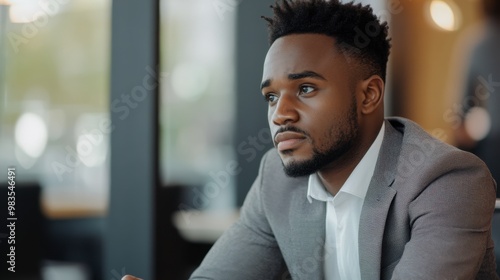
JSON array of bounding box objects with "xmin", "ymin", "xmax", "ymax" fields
[{"xmin": 318, "ymin": 120, "xmax": 384, "ymax": 196}]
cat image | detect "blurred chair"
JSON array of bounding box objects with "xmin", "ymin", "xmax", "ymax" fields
[
  {"xmin": 156, "ymin": 184, "xmax": 213, "ymax": 279},
  {"xmin": 43, "ymin": 216, "xmax": 103, "ymax": 280},
  {"xmin": 0, "ymin": 182, "xmax": 43, "ymax": 280}
]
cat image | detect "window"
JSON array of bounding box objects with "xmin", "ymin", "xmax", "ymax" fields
[
  {"xmin": 160, "ymin": 0, "xmax": 237, "ymax": 210},
  {"xmin": 0, "ymin": 0, "xmax": 111, "ymax": 217}
]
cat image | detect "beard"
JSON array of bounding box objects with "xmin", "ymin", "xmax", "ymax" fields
[{"xmin": 282, "ymin": 96, "xmax": 359, "ymax": 177}]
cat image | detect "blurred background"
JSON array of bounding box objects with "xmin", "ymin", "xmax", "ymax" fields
[{"xmin": 0, "ymin": 0, "xmax": 499, "ymax": 279}]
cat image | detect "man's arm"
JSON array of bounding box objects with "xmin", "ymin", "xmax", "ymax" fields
[
  {"xmin": 190, "ymin": 152, "xmax": 287, "ymax": 280},
  {"xmin": 392, "ymin": 151, "xmax": 498, "ymax": 279}
]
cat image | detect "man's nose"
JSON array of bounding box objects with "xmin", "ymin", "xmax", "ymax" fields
[{"xmin": 271, "ymin": 94, "xmax": 299, "ymax": 126}]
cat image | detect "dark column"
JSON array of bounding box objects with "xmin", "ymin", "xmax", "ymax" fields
[
  {"xmin": 234, "ymin": 1, "xmax": 275, "ymax": 206},
  {"xmin": 104, "ymin": 0, "xmax": 159, "ymax": 279}
]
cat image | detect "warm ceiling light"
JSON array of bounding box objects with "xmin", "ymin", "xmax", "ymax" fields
[
  {"xmin": 0, "ymin": 0, "xmax": 10, "ymax": 5},
  {"xmin": 428, "ymin": 0, "xmax": 461, "ymax": 31}
]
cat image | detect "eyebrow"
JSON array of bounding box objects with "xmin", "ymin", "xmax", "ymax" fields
[
  {"xmin": 261, "ymin": 79, "xmax": 271, "ymax": 90},
  {"xmin": 288, "ymin": 71, "xmax": 326, "ymax": 81},
  {"xmin": 260, "ymin": 70, "xmax": 326, "ymax": 90}
]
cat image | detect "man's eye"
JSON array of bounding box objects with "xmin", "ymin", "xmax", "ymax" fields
[
  {"xmin": 299, "ymin": 85, "xmax": 315, "ymax": 95},
  {"xmin": 264, "ymin": 93, "xmax": 278, "ymax": 103}
]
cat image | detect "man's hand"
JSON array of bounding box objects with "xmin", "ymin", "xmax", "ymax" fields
[{"xmin": 121, "ymin": 275, "xmax": 143, "ymax": 280}]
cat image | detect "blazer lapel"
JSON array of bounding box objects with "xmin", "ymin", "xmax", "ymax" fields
[
  {"xmin": 289, "ymin": 184, "xmax": 326, "ymax": 280},
  {"xmin": 359, "ymin": 120, "xmax": 403, "ymax": 280}
]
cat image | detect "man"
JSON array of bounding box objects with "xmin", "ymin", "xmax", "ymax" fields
[{"xmin": 125, "ymin": 0, "xmax": 498, "ymax": 279}]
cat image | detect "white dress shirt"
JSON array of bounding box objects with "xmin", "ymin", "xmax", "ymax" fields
[{"xmin": 306, "ymin": 123, "xmax": 385, "ymax": 280}]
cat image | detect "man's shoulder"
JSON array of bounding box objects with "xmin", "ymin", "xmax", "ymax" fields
[
  {"xmin": 387, "ymin": 116, "xmax": 454, "ymax": 156},
  {"xmin": 386, "ymin": 117, "xmax": 492, "ymax": 186},
  {"xmin": 387, "ymin": 116, "xmax": 482, "ymax": 162}
]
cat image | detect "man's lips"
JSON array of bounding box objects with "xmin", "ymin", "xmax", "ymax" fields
[{"xmin": 275, "ymin": 131, "xmax": 307, "ymax": 151}]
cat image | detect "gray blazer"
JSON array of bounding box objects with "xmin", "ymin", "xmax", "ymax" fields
[{"xmin": 191, "ymin": 117, "xmax": 498, "ymax": 280}]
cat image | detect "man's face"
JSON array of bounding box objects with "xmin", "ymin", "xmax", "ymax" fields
[{"xmin": 261, "ymin": 33, "xmax": 360, "ymax": 177}]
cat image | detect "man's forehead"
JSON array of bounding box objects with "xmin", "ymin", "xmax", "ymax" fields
[
  {"xmin": 265, "ymin": 34, "xmax": 338, "ymax": 60},
  {"xmin": 262, "ymin": 34, "xmax": 343, "ymax": 82}
]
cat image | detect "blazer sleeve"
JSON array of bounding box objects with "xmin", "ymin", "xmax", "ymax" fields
[
  {"xmin": 391, "ymin": 151, "xmax": 498, "ymax": 280},
  {"xmin": 190, "ymin": 151, "xmax": 287, "ymax": 280}
]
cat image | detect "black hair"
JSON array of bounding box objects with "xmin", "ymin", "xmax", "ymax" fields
[{"xmin": 262, "ymin": 0, "xmax": 391, "ymax": 81}]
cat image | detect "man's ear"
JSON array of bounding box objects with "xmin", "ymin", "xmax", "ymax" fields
[{"xmin": 358, "ymin": 75, "xmax": 384, "ymax": 115}]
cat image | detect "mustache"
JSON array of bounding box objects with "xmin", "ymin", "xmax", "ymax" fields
[{"xmin": 274, "ymin": 126, "xmax": 310, "ymax": 142}]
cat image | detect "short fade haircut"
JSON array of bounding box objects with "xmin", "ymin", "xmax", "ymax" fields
[{"xmin": 262, "ymin": 0, "xmax": 391, "ymax": 82}]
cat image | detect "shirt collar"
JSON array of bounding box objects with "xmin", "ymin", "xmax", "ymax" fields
[{"xmin": 307, "ymin": 122, "xmax": 385, "ymax": 203}]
